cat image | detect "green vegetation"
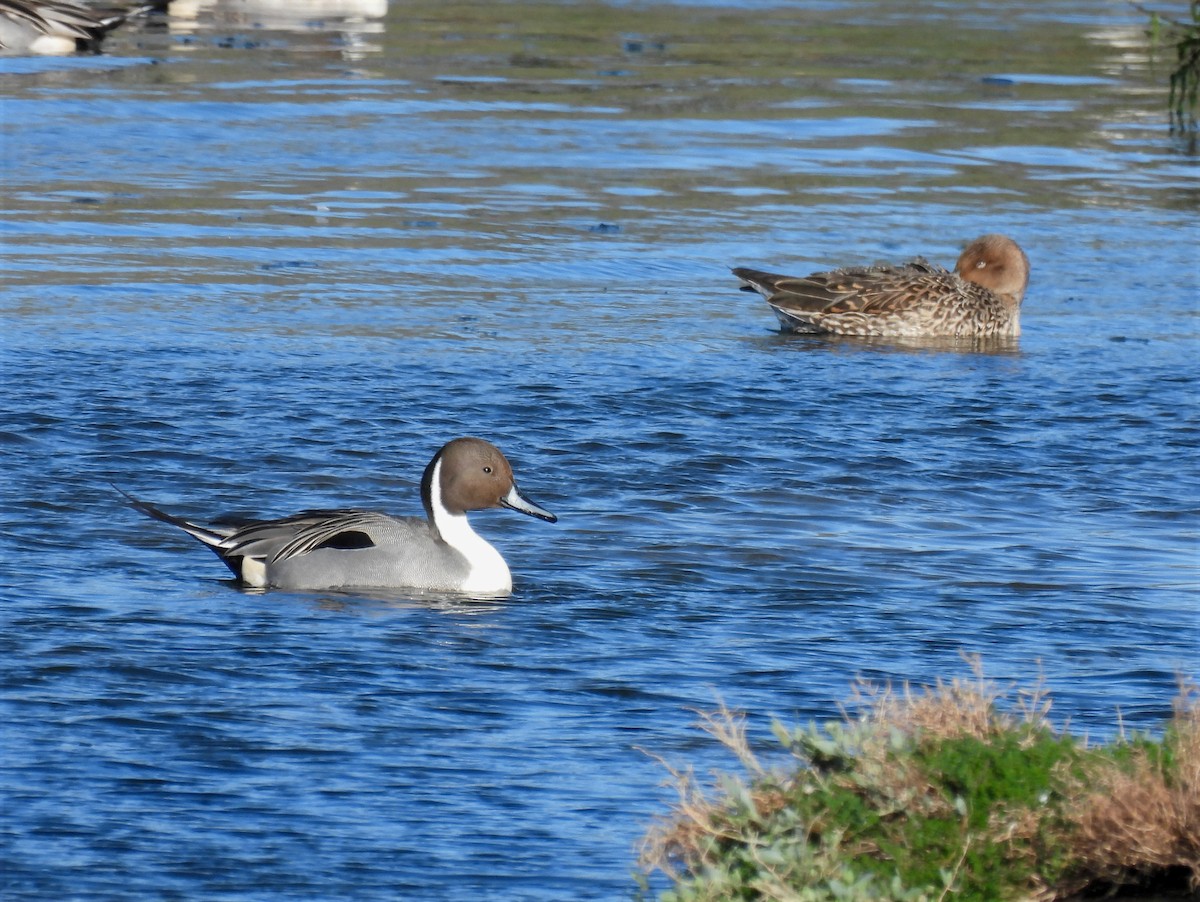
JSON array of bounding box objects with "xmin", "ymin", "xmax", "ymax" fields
[
  {"xmin": 1140, "ymin": 0, "xmax": 1200, "ymax": 135},
  {"xmin": 640, "ymin": 663, "xmax": 1199, "ymax": 900}
]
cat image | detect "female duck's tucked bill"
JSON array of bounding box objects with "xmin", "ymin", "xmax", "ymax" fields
[
  {"xmin": 118, "ymin": 437, "xmax": 557, "ymax": 596},
  {"xmin": 734, "ymin": 234, "xmax": 1030, "ymax": 338}
]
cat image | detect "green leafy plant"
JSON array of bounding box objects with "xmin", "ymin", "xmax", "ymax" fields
[{"xmin": 641, "ymin": 665, "xmax": 1199, "ymax": 900}]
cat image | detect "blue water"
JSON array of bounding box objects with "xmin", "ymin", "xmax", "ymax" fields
[{"xmin": 1, "ymin": 2, "xmax": 1198, "ymax": 899}]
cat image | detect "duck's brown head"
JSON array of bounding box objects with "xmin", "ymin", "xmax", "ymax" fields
[{"xmin": 955, "ymin": 234, "xmax": 1030, "ymax": 308}]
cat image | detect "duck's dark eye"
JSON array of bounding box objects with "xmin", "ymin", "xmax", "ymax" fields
[{"xmin": 483, "ymin": 466, "xmax": 493, "ymax": 474}]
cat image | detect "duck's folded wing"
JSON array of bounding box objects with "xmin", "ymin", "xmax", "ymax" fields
[
  {"xmin": 3, "ymin": 1, "xmax": 100, "ymax": 38},
  {"xmin": 736, "ymin": 259, "xmax": 947, "ymax": 311},
  {"xmin": 221, "ymin": 510, "xmax": 390, "ymax": 564},
  {"xmin": 767, "ymin": 265, "xmax": 960, "ymax": 317},
  {"xmin": 1, "ymin": 0, "xmax": 159, "ymax": 38}
]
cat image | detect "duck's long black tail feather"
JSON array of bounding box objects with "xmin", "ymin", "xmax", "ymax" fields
[
  {"xmin": 112, "ymin": 482, "xmax": 239, "ymax": 550},
  {"xmin": 113, "ymin": 484, "xmax": 246, "ymax": 578}
]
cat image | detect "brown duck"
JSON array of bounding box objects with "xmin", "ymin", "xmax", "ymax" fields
[{"xmin": 734, "ymin": 234, "xmax": 1030, "ymax": 338}]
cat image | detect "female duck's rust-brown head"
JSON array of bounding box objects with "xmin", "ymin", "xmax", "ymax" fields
[{"xmin": 954, "ymin": 234, "xmax": 1031, "ymax": 310}]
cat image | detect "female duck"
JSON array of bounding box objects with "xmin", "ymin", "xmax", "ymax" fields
[
  {"xmin": 734, "ymin": 234, "xmax": 1030, "ymax": 338},
  {"xmin": 120, "ymin": 437, "xmax": 557, "ymax": 595}
]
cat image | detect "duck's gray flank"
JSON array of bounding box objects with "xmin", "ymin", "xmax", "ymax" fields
[{"xmin": 117, "ymin": 437, "xmax": 557, "ymax": 595}]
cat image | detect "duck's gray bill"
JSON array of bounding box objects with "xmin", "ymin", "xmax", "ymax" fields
[{"xmin": 501, "ymin": 485, "xmax": 557, "ymax": 523}]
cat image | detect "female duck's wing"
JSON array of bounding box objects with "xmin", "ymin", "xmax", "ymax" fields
[{"xmin": 735, "ymin": 259, "xmax": 953, "ymax": 316}]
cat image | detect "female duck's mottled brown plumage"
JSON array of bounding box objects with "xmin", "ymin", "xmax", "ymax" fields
[{"xmin": 734, "ymin": 234, "xmax": 1030, "ymax": 338}]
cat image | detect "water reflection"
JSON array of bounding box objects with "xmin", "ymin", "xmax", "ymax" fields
[
  {"xmin": 304, "ymin": 589, "xmax": 510, "ymax": 616},
  {"xmin": 762, "ymin": 333, "xmax": 1024, "ymax": 357},
  {"xmin": 169, "ymin": 0, "xmax": 388, "ymax": 59},
  {"xmin": 177, "ymin": 0, "xmax": 387, "ymax": 29}
]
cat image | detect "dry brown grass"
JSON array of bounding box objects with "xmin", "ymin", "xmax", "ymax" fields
[
  {"xmin": 844, "ymin": 653, "xmax": 1054, "ymax": 745},
  {"xmin": 1057, "ymin": 680, "xmax": 1200, "ymax": 897},
  {"xmin": 639, "ymin": 699, "xmax": 787, "ymax": 884}
]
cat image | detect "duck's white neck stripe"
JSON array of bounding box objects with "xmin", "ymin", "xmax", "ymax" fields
[{"xmin": 428, "ymin": 457, "xmax": 512, "ymax": 594}]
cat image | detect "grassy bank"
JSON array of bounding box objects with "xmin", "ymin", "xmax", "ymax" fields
[{"xmin": 640, "ymin": 662, "xmax": 1198, "ymax": 901}]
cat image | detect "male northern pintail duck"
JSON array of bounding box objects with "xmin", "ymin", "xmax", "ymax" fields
[
  {"xmin": 0, "ymin": 0, "xmax": 165, "ymax": 54},
  {"xmin": 119, "ymin": 437, "xmax": 557, "ymax": 595},
  {"xmin": 734, "ymin": 234, "xmax": 1030, "ymax": 338}
]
